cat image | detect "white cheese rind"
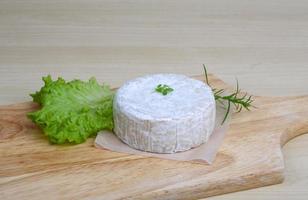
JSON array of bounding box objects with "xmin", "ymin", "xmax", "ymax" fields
[{"xmin": 113, "ymin": 74, "xmax": 216, "ymax": 153}]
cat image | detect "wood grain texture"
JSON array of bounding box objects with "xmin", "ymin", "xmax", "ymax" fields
[
  {"xmin": 1, "ymin": 74, "xmax": 307, "ymax": 200},
  {"xmin": 1, "ymin": 1, "xmax": 308, "ymax": 199}
]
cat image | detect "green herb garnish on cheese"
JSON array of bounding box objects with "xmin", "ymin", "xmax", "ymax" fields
[{"xmin": 155, "ymin": 84, "xmax": 174, "ymax": 95}]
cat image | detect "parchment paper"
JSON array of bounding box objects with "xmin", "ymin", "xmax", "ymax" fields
[{"xmin": 95, "ymin": 105, "xmax": 230, "ymax": 164}]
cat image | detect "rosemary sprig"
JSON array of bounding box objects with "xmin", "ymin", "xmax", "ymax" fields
[{"xmin": 203, "ymin": 64, "xmax": 254, "ymax": 124}]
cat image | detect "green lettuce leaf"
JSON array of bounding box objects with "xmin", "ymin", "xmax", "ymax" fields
[{"xmin": 27, "ymin": 75, "xmax": 114, "ymax": 144}]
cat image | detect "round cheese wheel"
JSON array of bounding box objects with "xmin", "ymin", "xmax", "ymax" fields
[{"xmin": 113, "ymin": 74, "xmax": 216, "ymax": 153}]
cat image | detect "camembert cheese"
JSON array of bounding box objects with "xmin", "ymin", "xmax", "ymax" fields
[{"xmin": 113, "ymin": 74, "xmax": 216, "ymax": 153}]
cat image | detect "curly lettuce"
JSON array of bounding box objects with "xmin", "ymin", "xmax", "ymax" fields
[{"xmin": 27, "ymin": 75, "xmax": 114, "ymax": 144}]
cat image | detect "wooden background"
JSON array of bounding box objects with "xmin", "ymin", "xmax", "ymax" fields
[{"xmin": 0, "ymin": 0, "xmax": 307, "ymax": 199}]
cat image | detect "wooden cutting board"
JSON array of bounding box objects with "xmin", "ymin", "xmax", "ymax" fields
[{"xmin": 1, "ymin": 74, "xmax": 308, "ymax": 200}]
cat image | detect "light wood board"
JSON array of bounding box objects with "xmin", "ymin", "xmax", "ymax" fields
[{"xmin": 1, "ymin": 74, "xmax": 307, "ymax": 200}]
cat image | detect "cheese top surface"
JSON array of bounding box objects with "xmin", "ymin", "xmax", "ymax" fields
[{"xmin": 115, "ymin": 74, "xmax": 214, "ymax": 120}]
